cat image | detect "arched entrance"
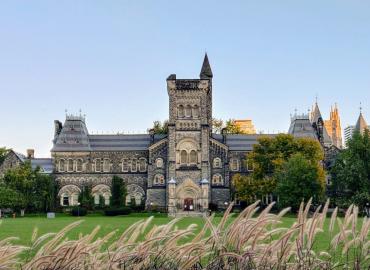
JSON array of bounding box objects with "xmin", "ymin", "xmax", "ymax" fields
[{"xmin": 175, "ymin": 179, "xmax": 201, "ymax": 212}]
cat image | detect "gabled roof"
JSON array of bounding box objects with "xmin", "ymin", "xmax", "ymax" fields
[
  {"xmin": 212, "ymin": 133, "xmax": 276, "ymax": 151},
  {"xmin": 355, "ymin": 112, "xmax": 368, "ymax": 133},
  {"xmin": 199, "ymin": 53, "xmax": 213, "ymax": 79}
]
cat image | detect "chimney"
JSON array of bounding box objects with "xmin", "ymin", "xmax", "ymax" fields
[{"xmin": 27, "ymin": 149, "xmax": 35, "ymax": 159}]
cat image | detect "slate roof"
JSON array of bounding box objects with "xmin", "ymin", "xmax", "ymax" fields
[
  {"xmin": 355, "ymin": 112, "xmax": 368, "ymax": 133},
  {"xmin": 31, "ymin": 158, "xmax": 53, "ymax": 173},
  {"xmin": 52, "ymin": 116, "xmax": 167, "ymax": 152},
  {"xmin": 200, "ymin": 53, "xmax": 213, "ymax": 79},
  {"xmin": 212, "ymin": 134, "xmax": 275, "ymax": 151},
  {"xmin": 288, "ymin": 115, "xmax": 318, "ymax": 140}
]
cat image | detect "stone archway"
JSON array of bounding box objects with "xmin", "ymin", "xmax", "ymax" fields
[
  {"xmin": 92, "ymin": 184, "xmax": 111, "ymax": 206},
  {"xmin": 58, "ymin": 185, "xmax": 81, "ymax": 206},
  {"xmin": 175, "ymin": 179, "xmax": 201, "ymax": 211},
  {"xmin": 126, "ymin": 184, "xmax": 145, "ymax": 206}
]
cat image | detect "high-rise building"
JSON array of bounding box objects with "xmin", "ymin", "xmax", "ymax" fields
[
  {"xmin": 344, "ymin": 125, "xmax": 355, "ymax": 147},
  {"xmin": 233, "ymin": 119, "xmax": 256, "ymax": 134},
  {"xmin": 324, "ymin": 104, "xmax": 343, "ymax": 149}
]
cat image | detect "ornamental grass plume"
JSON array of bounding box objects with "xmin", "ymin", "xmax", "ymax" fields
[{"xmin": 1, "ymin": 199, "xmax": 368, "ymax": 269}]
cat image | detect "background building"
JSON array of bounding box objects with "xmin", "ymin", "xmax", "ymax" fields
[
  {"xmin": 324, "ymin": 104, "xmax": 343, "ymax": 149},
  {"xmin": 233, "ymin": 119, "xmax": 256, "ymax": 134},
  {"xmin": 344, "ymin": 111, "xmax": 369, "ymax": 147}
]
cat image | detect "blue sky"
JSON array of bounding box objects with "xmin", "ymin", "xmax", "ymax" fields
[{"xmin": 1, "ymin": 1, "xmax": 369, "ymax": 157}]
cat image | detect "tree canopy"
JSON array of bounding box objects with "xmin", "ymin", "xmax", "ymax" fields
[
  {"xmin": 2, "ymin": 162, "xmax": 55, "ymax": 212},
  {"xmin": 233, "ymin": 134, "xmax": 325, "ymax": 208},
  {"xmin": 111, "ymin": 175, "xmax": 127, "ymax": 207},
  {"xmin": 330, "ymin": 130, "xmax": 370, "ymax": 208},
  {"xmin": 0, "ymin": 147, "xmax": 10, "ymax": 165},
  {"xmin": 149, "ymin": 120, "xmax": 169, "ymax": 134}
]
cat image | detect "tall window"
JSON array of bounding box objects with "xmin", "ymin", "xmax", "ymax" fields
[
  {"xmin": 122, "ymin": 159, "xmax": 129, "ymax": 172},
  {"xmin": 153, "ymin": 174, "xmax": 165, "ymax": 185},
  {"xmin": 185, "ymin": 105, "xmax": 192, "ymax": 117},
  {"xmin": 246, "ymin": 160, "xmax": 254, "ymax": 171},
  {"xmin": 213, "ymin": 158, "xmax": 222, "ymax": 168},
  {"xmin": 178, "ymin": 105, "xmax": 184, "ymax": 118},
  {"xmin": 58, "ymin": 159, "xmax": 65, "ymax": 172},
  {"xmin": 193, "ymin": 105, "xmax": 199, "ymax": 118},
  {"xmin": 212, "ymin": 174, "xmax": 223, "ymax": 186},
  {"xmin": 230, "ymin": 158, "xmax": 240, "ymax": 171},
  {"xmin": 156, "ymin": 158, "xmax": 163, "ymax": 168},
  {"xmin": 180, "ymin": 150, "xmax": 188, "ymax": 164},
  {"xmin": 95, "ymin": 159, "xmax": 101, "ymax": 172},
  {"xmin": 131, "ymin": 158, "xmax": 137, "ymax": 172},
  {"xmin": 67, "ymin": 159, "xmax": 74, "ymax": 172},
  {"xmin": 103, "ymin": 159, "xmax": 110, "ymax": 172},
  {"xmin": 76, "ymin": 159, "xmax": 83, "ymax": 172},
  {"xmin": 189, "ymin": 150, "xmax": 197, "ymax": 164},
  {"xmin": 139, "ymin": 158, "xmax": 147, "ymax": 172}
]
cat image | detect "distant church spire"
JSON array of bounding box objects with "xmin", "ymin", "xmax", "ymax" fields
[
  {"xmin": 355, "ymin": 104, "xmax": 368, "ymax": 134},
  {"xmin": 200, "ymin": 53, "xmax": 213, "ymax": 79}
]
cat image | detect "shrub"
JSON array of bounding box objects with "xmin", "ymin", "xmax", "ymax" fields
[
  {"xmin": 71, "ymin": 207, "xmax": 87, "ymax": 216},
  {"xmin": 104, "ymin": 207, "xmax": 131, "ymax": 216},
  {"xmin": 208, "ymin": 202, "xmax": 218, "ymax": 212}
]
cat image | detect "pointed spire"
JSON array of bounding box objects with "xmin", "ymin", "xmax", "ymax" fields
[
  {"xmin": 311, "ymin": 101, "xmax": 323, "ymax": 123},
  {"xmin": 200, "ymin": 53, "xmax": 213, "ymax": 79},
  {"xmin": 355, "ymin": 108, "xmax": 368, "ymax": 134}
]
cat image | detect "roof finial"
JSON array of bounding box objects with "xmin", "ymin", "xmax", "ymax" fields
[
  {"xmin": 65, "ymin": 109, "xmax": 68, "ymax": 117},
  {"xmin": 360, "ymin": 102, "xmax": 362, "ymax": 113},
  {"xmin": 315, "ymin": 94, "xmax": 318, "ymax": 104}
]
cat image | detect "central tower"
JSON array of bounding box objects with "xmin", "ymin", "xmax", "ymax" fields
[{"xmin": 166, "ymin": 54, "xmax": 213, "ymax": 213}]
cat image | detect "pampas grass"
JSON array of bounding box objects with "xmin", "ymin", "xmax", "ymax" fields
[{"xmin": 0, "ymin": 200, "xmax": 369, "ymax": 269}]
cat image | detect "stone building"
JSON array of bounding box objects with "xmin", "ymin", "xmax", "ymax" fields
[
  {"xmin": 0, "ymin": 149, "xmax": 53, "ymax": 178},
  {"xmin": 324, "ymin": 104, "xmax": 343, "ymax": 149},
  {"xmin": 233, "ymin": 119, "xmax": 256, "ymax": 134},
  {"xmin": 51, "ymin": 54, "xmax": 269, "ymax": 215}
]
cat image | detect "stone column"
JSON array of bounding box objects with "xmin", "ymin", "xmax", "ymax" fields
[
  {"xmin": 200, "ymin": 179, "xmax": 209, "ymax": 211},
  {"xmin": 168, "ymin": 178, "xmax": 177, "ymax": 216}
]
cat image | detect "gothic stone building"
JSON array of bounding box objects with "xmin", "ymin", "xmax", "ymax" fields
[{"xmin": 52, "ymin": 55, "xmax": 262, "ymax": 214}]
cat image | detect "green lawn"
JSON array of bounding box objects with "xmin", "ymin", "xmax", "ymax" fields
[{"xmin": 0, "ymin": 213, "xmax": 337, "ymax": 251}]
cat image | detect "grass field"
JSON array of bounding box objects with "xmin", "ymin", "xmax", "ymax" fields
[{"xmin": 0, "ymin": 213, "xmax": 348, "ymax": 251}]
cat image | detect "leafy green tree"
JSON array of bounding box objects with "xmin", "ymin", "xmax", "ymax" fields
[
  {"xmin": 211, "ymin": 118, "xmax": 224, "ymax": 134},
  {"xmin": 2, "ymin": 162, "xmax": 55, "ymax": 213},
  {"xmin": 0, "ymin": 185, "xmax": 26, "ymax": 211},
  {"xmin": 224, "ymin": 119, "xmax": 244, "ymax": 134},
  {"xmin": 150, "ymin": 120, "xmax": 169, "ymax": 134},
  {"xmin": 331, "ymin": 130, "xmax": 370, "ymax": 208},
  {"xmin": 233, "ymin": 134, "xmax": 325, "ymax": 207},
  {"xmin": 276, "ymin": 154, "xmax": 325, "ymax": 211},
  {"xmin": 110, "ymin": 176, "xmax": 127, "ymax": 207}
]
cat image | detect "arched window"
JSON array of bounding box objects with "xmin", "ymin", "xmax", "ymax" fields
[
  {"xmin": 131, "ymin": 158, "xmax": 137, "ymax": 172},
  {"xmin": 139, "ymin": 158, "xmax": 147, "ymax": 172},
  {"xmin": 103, "ymin": 158, "xmax": 110, "ymax": 172},
  {"xmin": 212, "ymin": 174, "xmax": 224, "ymax": 186},
  {"xmin": 185, "ymin": 105, "xmax": 192, "ymax": 117},
  {"xmin": 156, "ymin": 158, "xmax": 163, "ymax": 168},
  {"xmin": 213, "ymin": 157, "xmax": 222, "ymax": 168},
  {"xmin": 193, "ymin": 105, "xmax": 199, "ymax": 118},
  {"xmin": 76, "ymin": 159, "xmax": 83, "ymax": 172},
  {"xmin": 189, "ymin": 150, "xmax": 197, "ymax": 164},
  {"xmin": 178, "ymin": 105, "xmax": 184, "ymax": 118},
  {"xmin": 230, "ymin": 158, "xmax": 240, "ymax": 171},
  {"xmin": 180, "ymin": 150, "xmax": 188, "ymax": 164},
  {"xmin": 122, "ymin": 158, "xmax": 129, "ymax": 172},
  {"xmin": 67, "ymin": 159, "xmax": 74, "ymax": 172},
  {"xmin": 58, "ymin": 159, "xmax": 65, "ymax": 172},
  {"xmin": 153, "ymin": 174, "xmax": 165, "ymax": 186},
  {"xmin": 95, "ymin": 159, "xmax": 101, "ymax": 172}
]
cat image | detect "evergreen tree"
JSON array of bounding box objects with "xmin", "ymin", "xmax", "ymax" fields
[
  {"xmin": 111, "ymin": 176, "xmax": 127, "ymax": 207},
  {"xmin": 78, "ymin": 185, "xmax": 94, "ymax": 209}
]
